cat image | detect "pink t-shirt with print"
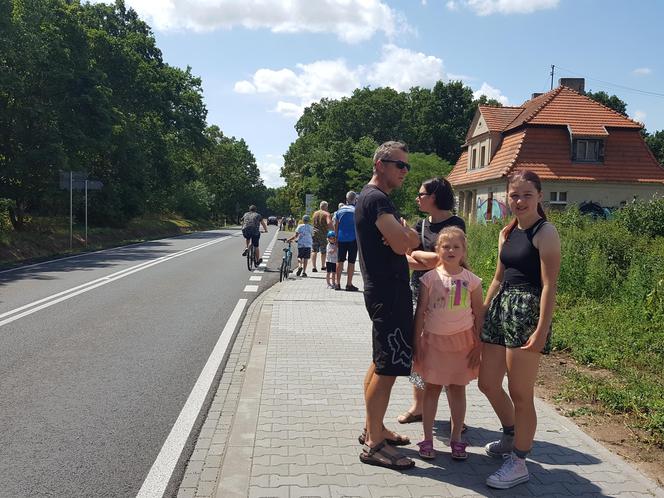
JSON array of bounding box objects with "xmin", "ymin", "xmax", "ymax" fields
[{"xmin": 420, "ymin": 267, "xmax": 482, "ymax": 336}]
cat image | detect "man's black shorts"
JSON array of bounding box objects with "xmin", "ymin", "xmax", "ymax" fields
[
  {"xmin": 242, "ymin": 227, "xmax": 260, "ymax": 247},
  {"xmin": 337, "ymin": 240, "xmax": 357, "ymax": 264},
  {"xmin": 363, "ymin": 282, "xmax": 413, "ymax": 376},
  {"xmin": 298, "ymin": 246, "xmax": 312, "ymax": 259}
]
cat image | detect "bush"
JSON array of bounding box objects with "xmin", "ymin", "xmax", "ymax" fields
[
  {"xmin": 175, "ymin": 181, "xmax": 213, "ymax": 219},
  {"xmin": 615, "ymin": 196, "xmax": 664, "ymax": 238}
]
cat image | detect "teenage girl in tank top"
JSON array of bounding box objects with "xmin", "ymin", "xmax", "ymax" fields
[{"xmin": 478, "ymin": 170, "xmax": 561, "ymax": 490}]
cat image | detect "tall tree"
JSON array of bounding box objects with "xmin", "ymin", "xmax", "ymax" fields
[{"xmin": 586, "ymin": 90, "xmax": 628, "ymax": 116}]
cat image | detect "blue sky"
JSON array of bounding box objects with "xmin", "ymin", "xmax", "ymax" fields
[{"xmin": 91, "ymin": 0, "xmax": 664, "ymax": 187}]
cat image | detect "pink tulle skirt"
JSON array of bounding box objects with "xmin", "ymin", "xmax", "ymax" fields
[{"xmin": 413, "ymin": 328, "xmax": 479, "ymax": 386}]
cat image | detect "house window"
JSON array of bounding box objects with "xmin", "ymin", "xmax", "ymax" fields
[
  {"xmin": 550, "ymin": 191, "xmax": 568, "ymax": 205},
  {"xmin": 480, "ymin": 146, "xmax": 486, "ymax": 168},
  {"xmin": 573, "ymin": 139, "xmax": 604, "ymax": 162},
  {"xmin": 471, "ymin": 148, "xmax": 477, "ymax": 169}
]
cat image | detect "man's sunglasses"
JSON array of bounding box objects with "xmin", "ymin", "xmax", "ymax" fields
[{"xmin": 380, "ymin": 159, "xmax": 411, "ymax": 171}]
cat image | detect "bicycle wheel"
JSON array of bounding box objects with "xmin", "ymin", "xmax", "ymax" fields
[
  {"xmin": 280, "ymin": 260, "xmax": 286, "ymax": 282},
  {"xmin": 285, "ymin": 252, "xmax": 292, "ymax": 277},
  {"xmin": 247, "ymin": 245, "xmax": 255, "ymax": 271}
]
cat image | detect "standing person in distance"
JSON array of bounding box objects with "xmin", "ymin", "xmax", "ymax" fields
[
  {"xmin": 333, "ymin": 191, "xmax": 359, "ymax": 291},
  {"xmin": 241, "ymin": 205, "xmax": 268, "ymax": 265},
  {"xmin": 311, "ymin": 201, "xmax": 332, "ymax": 273},
  {"xmin": 479, "ymin": 170, "xmax": 561, "ymax": 489},
  {"xmin": 398, "ymin": 177, "xmax": 467, "ymax": 426},
  {"xmin": 325, "ymin": 230, "xmax": 338, "ymax": 289},
  {"xmin": 288, "ymin": 215, "xmax": 314, "ymax": 277},
  {"xmin": 355, "ymin": 141, "xmax": 420, "ymax": 470}
]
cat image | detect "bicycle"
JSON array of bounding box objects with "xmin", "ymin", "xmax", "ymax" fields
[
  {"xmin": 278, "ymin": 238, "xmax": 293, "ymax": 282},
  {"xmin": 246, "ymin": 243, "xmax": 257, "ymax": 271}
]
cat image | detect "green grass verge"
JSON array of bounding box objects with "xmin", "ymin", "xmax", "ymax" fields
[{"xmin": 0, "ymin": 215, "xmax": 222, "ymax": 268}]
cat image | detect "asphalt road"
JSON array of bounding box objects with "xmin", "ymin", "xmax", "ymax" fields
[{"xmin": 0, "ymin": 226, "xmax": 282, "ymax": 497}]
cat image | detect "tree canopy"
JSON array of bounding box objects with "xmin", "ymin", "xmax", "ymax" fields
[
  {"xmin": 0, "ymin": 0, "xmax": 264, "ymax": 229},
  {"xmin": 280, "ymin": 82, "xmax": 500, "ymax": 215}
]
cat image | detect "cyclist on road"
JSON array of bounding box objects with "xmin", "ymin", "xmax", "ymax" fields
[{"xmin": 241, "ymin": 205, "xmax": 268, "ymax": 265}]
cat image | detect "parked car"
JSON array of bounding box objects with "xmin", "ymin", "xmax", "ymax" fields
[{"xmin": 267, "ymin": 216, "xmax": 278, "ymax": 226}]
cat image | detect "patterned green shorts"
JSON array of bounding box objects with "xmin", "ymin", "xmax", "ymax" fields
[{"xmin": 481, "ymin": 283, "xmax": 552, "ymax": 354}]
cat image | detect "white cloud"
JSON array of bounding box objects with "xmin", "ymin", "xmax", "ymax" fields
[
  {"xmin": 258, "ymin": 160, "xmax": 285, "ymax": 188},
  {"xmin": 633, "ymin": 67, "xmax": 652, "ymax": 76},
  {"xmin": 234, "ymin": 45, "xmax": 446, "ymax": 118},
  {"xmin": 473, "ymin": 82, "xmax": 510, "ymax": 105},
  {"xmin": 451, "ymin": 0, "xmax": 559, "ymax": 15},
  {"xmin": 632, "ymin": 110, "xmax": 647, "ymax": 123},
  {"xmin": 233, "ymin": 80, "xmax": 256, "ymax": 94},
  {"xmin": 86, "ymin": 0, "xmax": 402, "ymax": 43},
  {"xmin": 366, "ymin": 45, "xmax": 445, "ymax": 92}
]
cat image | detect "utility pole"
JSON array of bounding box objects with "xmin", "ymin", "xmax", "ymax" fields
[{"xmin": 550, "ymin": 65, "xmax": 555, "ymax": 90}]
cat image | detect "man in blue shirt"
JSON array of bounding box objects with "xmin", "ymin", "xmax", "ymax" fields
[{"xmin": 333, "ymin": 191, "xmax": 359, "ymax": 291}]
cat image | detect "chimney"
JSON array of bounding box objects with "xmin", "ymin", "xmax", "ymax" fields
[
  {"xmin": 558, "ymin": 78, "xmax": 585, "ymax": 94},
  {"xmin": 531, "ymin": 92, "xmax": 544, "ymax": 99}
]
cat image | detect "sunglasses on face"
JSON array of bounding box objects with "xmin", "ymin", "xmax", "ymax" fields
[
  {"xmin": 416, "ymin": 192, "xmax": 430, "ymax": 198},
  {"xmin": 381, "ymin": 159, "xmax": 411, "ymax": 171}
]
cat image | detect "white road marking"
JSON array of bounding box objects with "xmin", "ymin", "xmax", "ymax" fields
[
  {"xmin": 249, "ymin": 276, "xmax": 262, "ymax": 281},
  {"xmin": 243, "ymin": 285, "xmax": 259, "ymax": 292},
  {"xmin": 0, "ymin": 236, "xmax": 232, "ymax": 328},
  {"xmin": 136, "ymin": 299, "xmax": 247, "ymax": 498}
]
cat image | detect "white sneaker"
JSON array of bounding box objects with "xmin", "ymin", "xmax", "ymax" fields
[
  {"xmin": 485, "ymin": 433, "xmax": 514, "ymax": 458},
  {"xmin": 486, "ymin": 453, "xmax": 529, "ymax": 489}
]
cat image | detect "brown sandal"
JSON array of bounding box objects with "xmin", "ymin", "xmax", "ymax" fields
[
  {"xmin": 397, "ymin": 411, "xmax": 422, "ymax": 424},
  {"xmin": 358, "ymin": 427, "xmax": 411, "ymax": 446},
  {"xmin": 359, "ymin": 440, "xmax": 415, "ymax": 470}
]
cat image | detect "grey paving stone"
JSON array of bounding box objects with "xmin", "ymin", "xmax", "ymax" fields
[{"xmin": 175, "ymin": 273, "xmax": 664, "ymax": 498}]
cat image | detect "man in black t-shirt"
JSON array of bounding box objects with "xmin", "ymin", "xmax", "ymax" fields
[{"xmin": 355, "ymin": 141, "xmax": 420, "ymax": 470}]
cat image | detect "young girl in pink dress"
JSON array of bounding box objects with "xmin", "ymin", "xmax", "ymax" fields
[{"xmin": 413, "ymin": 226, "xmax": 484, "ymax": 460}]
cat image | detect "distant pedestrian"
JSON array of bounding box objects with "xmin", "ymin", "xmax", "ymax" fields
[
  {"xmin": 325, "ymin": 230, "xmax": 338, "ymax": 288},
  {"xmin": 288, "ymin": 215, "xmax": 314, "ymax": 277},
  {"xmin": 333, "ymin": 191, "xmax": 359, "ymax": 291},
  {"xmin": 412, "ymin": 227, "xmax": 483, "ymax": 462},
  {"xmin": 355, "ymin": 141, "xmax": 420, "ymax": 470},
  {"xmin": 311, "ymin": 201, "xmax": 332, "ymax": 273},
  {"xmin": 479, "ymin": 170, "xmax": 561, "ymax": 489}
]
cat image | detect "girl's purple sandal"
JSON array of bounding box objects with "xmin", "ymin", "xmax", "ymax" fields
[
  {"xmin": 450, "ymin": 440, "xmax": 468, "ymax": 460},
  {"xmin": 417, "ymin": 439, "xmax": 436, "ymax": 459}
]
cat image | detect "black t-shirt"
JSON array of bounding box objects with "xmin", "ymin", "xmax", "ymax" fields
[
  {"xmin": 411, "ymin": 215, "xmax": 466, "ymax": 297},
  {"xmin": 355, "ymin": 184, "xmax": 410, "ymax": 287}
]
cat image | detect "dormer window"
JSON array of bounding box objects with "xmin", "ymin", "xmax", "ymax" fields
[
  {"xmin": 471, "ymin": 148, "xmax": 477, "ymax": 169},
  {"xmin": 573, "ymin": 139, "xmax": 604, "ymax": 162}
]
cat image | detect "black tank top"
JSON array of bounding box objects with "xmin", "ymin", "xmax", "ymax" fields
[{"xmin": 500, "ymin": 218, "xmax": 547, "ymax": 288}]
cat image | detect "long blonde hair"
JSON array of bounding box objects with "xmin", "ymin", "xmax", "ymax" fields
[{"xmin": 435, "ymin": 226, "xmax": 470, "ymax": 270}]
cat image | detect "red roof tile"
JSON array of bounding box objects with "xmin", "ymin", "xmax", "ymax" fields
[{"xmin": 478, "ymin": 106, "xmax": 523, "ymax": 132}]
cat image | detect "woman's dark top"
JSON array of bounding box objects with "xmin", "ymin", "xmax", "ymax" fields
[
  {"xmin": 500, "ymin": 218, "xmax": 547, "ymax": 289},
  {"xmin": 411, "ymin": 215, "xmax": 466, "ymax": 300}
]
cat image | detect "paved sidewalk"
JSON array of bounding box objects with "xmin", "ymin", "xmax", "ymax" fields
[{"xmin": 177, "ymin": 272, "xmax": 664, "ymax": 498}]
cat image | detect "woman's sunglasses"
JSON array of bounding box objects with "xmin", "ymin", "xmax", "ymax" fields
[{"xmin": 380, "ymin": 159, "xmax": 411, "ymax": 171}]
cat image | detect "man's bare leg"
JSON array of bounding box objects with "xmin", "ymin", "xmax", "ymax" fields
[{"xmin": 346, "ymin": 263, "xmax": 355, "ymax": 287}]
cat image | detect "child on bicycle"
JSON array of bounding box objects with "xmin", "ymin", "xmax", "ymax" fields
[
  {"xmin": 325, "ymin": 230, "xmax": 338, "ymax": 288},
  {"xmin": 288, "ymin": 215, "xmax": 313, "ymax": 277}
]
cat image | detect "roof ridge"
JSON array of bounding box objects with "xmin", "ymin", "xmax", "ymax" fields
[{"xmin": 562, "ymin": 86, "xmax": 644, "ymax": 128}]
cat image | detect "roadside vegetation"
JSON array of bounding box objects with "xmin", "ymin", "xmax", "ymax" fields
[{"xmin": 466, "ymin": 198, "xmax": 664, "ymax": 448}]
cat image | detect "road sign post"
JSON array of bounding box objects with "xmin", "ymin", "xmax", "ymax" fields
[{"xmin": 59, "ymin": 172, "xmax": 103, "ymax": 249}]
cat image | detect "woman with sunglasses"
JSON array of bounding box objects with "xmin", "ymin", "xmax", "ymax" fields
[{"xmin": 398, "ymin": 177, "xmax": 466, "ymax": 425}]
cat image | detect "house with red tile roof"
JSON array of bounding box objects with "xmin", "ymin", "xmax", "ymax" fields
[{"xmin": 447, "ymin": 78, "xmax": 664, "ymax": 222}]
